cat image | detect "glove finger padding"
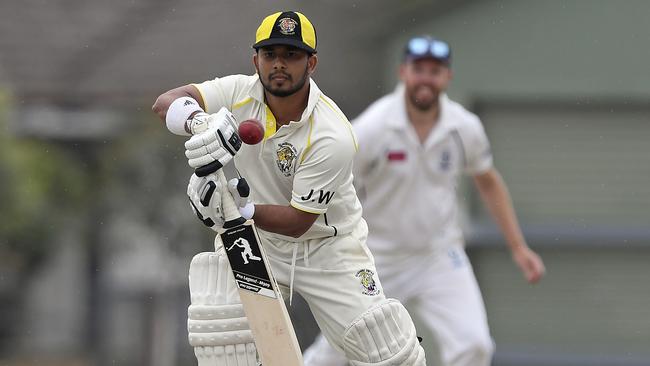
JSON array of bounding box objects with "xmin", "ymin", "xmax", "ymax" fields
[
  {"xmin": 184, "ymin": 127, "xmax": 218, "ymax": 150},
  {"xmin": 186, "ymin": 148, "xmax": 228, "ymax": 171},
  {"xmin": 187, "ymin": 174, "xmax": 225, "ymax": 231},
  {"xmin": 227, "ymin": 178, "xmax": 255, "ymax": 220},
  {"xmin": 184, "ymin": 108, "xmax": 242, "ymax": 170},
  {"xmin": 184, "ymin": 131, "xmax": 231, "ymax": 169}
]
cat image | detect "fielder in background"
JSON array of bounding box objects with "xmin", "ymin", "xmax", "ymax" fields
[
  {"xmin": 303, "ymin": 36, "xmax": 546, "ymax": 366},
  {"xmin": 152, "ymin": 11, "xmax": 426, "ymax": 366}
]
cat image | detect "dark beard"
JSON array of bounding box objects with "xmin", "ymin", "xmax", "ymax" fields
[
  {"xmin": 408, "ymin": 86, "xmax": 439, "ymax": 111},
  {"xmin": 410, "ymin": 95, "xmax": 437, "ymax": 111},
  {"xmin": 261, "ymin": 67, "xmax": 309, "ymax": 97}
]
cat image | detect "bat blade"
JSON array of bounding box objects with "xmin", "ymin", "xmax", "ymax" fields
[
  {"xmin": 221, "ymin": 223, "xmax": 276, "ymax": 298},
  {"xmin": 219, "ymin": 220, "xmax": 303, "ymax": 366}
]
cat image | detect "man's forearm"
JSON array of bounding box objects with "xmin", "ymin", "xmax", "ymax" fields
[
  {"xmin": 252, "ymin": 204, "xmax": 318, "ymax": 238},
  {"xmin": 475, "ymin": 170, "xmax": 527, "ymax": 251}
]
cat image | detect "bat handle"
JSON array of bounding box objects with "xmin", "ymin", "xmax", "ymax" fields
[
  {"xmin": 215, "ymin": 169, "xmax": 247, "ymax": 228},
  {"xmin": 194, "ymin": 161, "xmax": 223, "ymax": 177},
  {"xmin": 193, "ymin": 159, "xmax": 244, "ymax": 228}
]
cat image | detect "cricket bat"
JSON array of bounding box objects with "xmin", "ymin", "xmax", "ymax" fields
[{"xmin": 193, "ymin": 110, "xmax": 303, "ymax": 366}]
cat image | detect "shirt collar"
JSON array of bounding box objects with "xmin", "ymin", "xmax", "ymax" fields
[
  {"xmin": 249, "ymin": 74, "xmax": 266, "ymax": 103},
  {"xmin": 301, "ymin": 78, "xmax": 321, "ymax": 123}
]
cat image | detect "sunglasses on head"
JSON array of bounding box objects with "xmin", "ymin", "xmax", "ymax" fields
[{"xmin": 405, "ymin": 37, "xmax": 451, "ymax": 61}]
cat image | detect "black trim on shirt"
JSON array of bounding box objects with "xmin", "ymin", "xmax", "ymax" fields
[{"xmin": 323, "ymin": 213, "xmax": 338, "ymax": 237}]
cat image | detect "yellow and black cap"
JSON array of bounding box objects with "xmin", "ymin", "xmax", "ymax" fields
[{"xmin": 253, "ymin": 11, "xmax": 317, "ymax": 54}]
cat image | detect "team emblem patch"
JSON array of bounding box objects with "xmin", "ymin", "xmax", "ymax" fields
[
  {"xmin": 440, "ymin": 150, "xmax": 451, "ymax": 171},
  {"xmin": 277, "ymin": 17, "xmax": 298, "ymax": 35},
  {"xmin": 356, "ymin": 269, "xmax": 380, "ymax": 296},
  {"xmin": 276, "ymin": 142, "xmax": 298, "ymax": 177}
]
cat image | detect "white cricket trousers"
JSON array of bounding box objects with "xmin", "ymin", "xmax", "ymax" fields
[
  {"xmin": 259, "ymin": 221, "xmax": 393, "ymax": 354},
  {"xmin": 303, "ymin": 244, "xmax": 494, "ymax": 366}
]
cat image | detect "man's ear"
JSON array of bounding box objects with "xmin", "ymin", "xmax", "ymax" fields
[
  {"xmin": 307, "ymin": 54, "xmax": 318, "ymax": 74},
  {"xmin": 252, "ymin": 53, "xmax": 259, "ymax": 73}
]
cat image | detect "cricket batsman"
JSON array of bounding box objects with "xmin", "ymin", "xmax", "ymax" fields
[{"xmin": 152, "ymin": 10, "xmax": 427, "ymax": 366}]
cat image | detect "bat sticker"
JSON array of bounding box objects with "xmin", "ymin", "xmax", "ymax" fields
[{"xmin": 222, "ymin": 225, "xmax": 277, "ymax": 298}]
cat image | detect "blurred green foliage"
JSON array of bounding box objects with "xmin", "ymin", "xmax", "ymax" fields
[{"xmin": 0, "ymin": 93, "xmax": 90, "ymax": 271}]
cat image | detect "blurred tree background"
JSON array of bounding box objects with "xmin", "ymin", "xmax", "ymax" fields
[
  {"xmin": 0, "ymin": 91, "xmax": 213, "ymax": 364},
  {"xmin": 0, "ymin": 92, "xmax": 87, "ymax": 271}
]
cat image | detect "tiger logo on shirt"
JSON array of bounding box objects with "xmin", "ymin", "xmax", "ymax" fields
[{"xmin": 276, "ymin": 142, "xmax": 298, "ymax": 177}]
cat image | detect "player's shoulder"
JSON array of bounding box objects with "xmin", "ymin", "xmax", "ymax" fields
[
  {"xmin": 221, "ymin": 74, "xmax": 259, "ymax": 92},
  {"xmin": 193, "ymin": 74, "xmax": 259, "ymax": 113},
  {"xmin": 314, "ymin": 92, "xmax": 351, "ymax": 132},
  {"xmin": 198, "ymin": 73, "xmax": 255, "ymax": 86},
  {"xmin": 312, "ymin": 93, "xmax": 357, "ymax": 152},
  {"xmin": 194, "ymin": 74, "xmax": 257, "ymax": 97},
  {"xmin": 354, "ymin": 92, "xmax": 396, "ymax": 127},
  {"xmin": 315, "ymin": 93, "xmax": 347, "ymax": 121},
  {"xmin": 351, "ymin": 91, "xmax": 398, "ymax": 143},
  {"xmin": 442, "ymin": 94, "xmax": 484, "ymax": 132}
]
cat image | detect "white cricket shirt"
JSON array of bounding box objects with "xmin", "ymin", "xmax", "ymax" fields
[
  {"xmin": 193, "ymin": 74, "xmax": 362, "ymax": 241},
  {"xmin": 353, "ymin": 85, "xmax": 493, "ymax": 258}
]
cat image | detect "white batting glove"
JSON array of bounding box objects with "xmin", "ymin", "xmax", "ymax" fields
[
  {"xmin": 185, "ymin": 107, "xmax": 242, "ymax": 172},
  {"xmin": 187, "ymin": 174, "xmax": 225, "ymax": 231},
  {"xmin": 227, "ymin": 177, "xmax": 255, "ymax": 220}
]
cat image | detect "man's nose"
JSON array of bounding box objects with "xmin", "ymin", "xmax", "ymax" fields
[
  {"xmin": 416, "ymin": 74, "xmax": 437, "ymax": 85},
  {"xmin": 273, "ymin": 57, "xmax": 287, "ymax": 69}
]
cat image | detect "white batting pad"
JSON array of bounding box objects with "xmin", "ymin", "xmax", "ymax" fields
[
  {"xmin": 188, "ymin": 304, "xmax": 253, "ymax": 346},
  {"xmin": 187, "ymin": 252, "xmax": 258, "ymax": 366},
  {"xmin": 342, "ymin": 299, "xmax": 426, "ymax": 366}
]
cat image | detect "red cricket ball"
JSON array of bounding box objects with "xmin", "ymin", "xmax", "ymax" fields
[{"xmin": 238, "ymin": 118, "xmax": 264, "ymax": 145}]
